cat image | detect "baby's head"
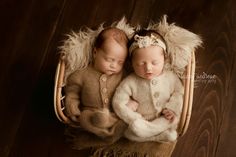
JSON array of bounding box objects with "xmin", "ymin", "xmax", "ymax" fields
[
  {"xmin": 93, "ymin": 27, "xmax": 128, "ymax": 75},
  {"xmin": 129, "ymin": 29, "xmax": 167, "ymax": 80}
]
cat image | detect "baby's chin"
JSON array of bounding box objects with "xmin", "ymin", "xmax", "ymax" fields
[
  {"xmin": 142, "ymin": 73, "xmax": 155, "ymax": 80},
  {"xmin": 104, "ymin": 70, "xmax": 119, "ymax": 75},
  {"xmin": 143, "ymin": 76, "xmax": 154, "ymax": 80},
  {"xmin": 140, "ymin": 72, "xmax": 163, "ymax": 80}
]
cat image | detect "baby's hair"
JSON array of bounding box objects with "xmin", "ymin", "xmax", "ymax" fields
[
  {"xmin": 129, "ymin": 29, "xmax": 168, "ymax": 53},
  {"xmin": 94, "ymin": 27, "xmax": 129, "ymax": 49}
]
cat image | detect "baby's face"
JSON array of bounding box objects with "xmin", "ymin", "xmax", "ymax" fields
[
  {"xmin": 132, "ymin": 46, "xmax": 164, "ymax": 80},
  {"xmin": 93, "ymin": 38, "xmax": 127, "ymax": 75}
]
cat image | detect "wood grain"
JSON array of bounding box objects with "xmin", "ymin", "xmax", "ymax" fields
[{"xmin": 173, "ymin": 0, "xmax": 236, "ymax": 156}]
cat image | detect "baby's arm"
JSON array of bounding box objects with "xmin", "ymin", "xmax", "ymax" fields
[
  {"xmin": 164, "ymin": 72, "xmax": 184, "ymax": 119},
  {"xmin": 65, "ymin": 71, "xmax": 82, "ymax": 122},
  {"xmin": 112, "ymin": 78, "xmax": 143, "ymax": 124}
]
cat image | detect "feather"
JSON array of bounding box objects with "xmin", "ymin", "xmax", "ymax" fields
[{"xmin": 111, "ymin": 16, "xmax": 134, "ymax": 39}]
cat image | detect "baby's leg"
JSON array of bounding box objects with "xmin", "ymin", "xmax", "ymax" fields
[
  {"xmin": 80, "ymin": 109, "xmax": 117, "ymax": 138},
  {"xmin": 125, "ymin": 128, "xmax": 177, "ymax": 142},
  {"xmin": 149, "ymin": 129, "xmax": 178, "ymax": 142},
  {"xmin": 130, "ymin": 117, "xmax": 171, "ymax": 138},
  {"xmin": 124, "ymin": 128, "xmax": 147, "ymax": 142}
]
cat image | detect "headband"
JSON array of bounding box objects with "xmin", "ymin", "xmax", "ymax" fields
[{"xmin": 129, "ymin": 34, "xmax": 167, "ymax": 55}]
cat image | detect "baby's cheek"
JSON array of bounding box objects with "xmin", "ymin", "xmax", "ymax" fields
[
  {"xmin": 117, "ymin": 65, "xmax": 123, "ymax": 71},
  {"xmin": 104, "ymin": 62, "xmax": 111, "ymax": 68}
]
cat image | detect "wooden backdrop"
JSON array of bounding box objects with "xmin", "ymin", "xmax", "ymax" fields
[{"xmin": 0, "ymin": 0, "xmax": 236, "ymax": 156}]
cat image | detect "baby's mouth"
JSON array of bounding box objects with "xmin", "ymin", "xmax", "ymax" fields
[
  {"xmin": 145, "ymin": 73, "xmax": 154, "ymax": 79},
  {"xmin": 145, "ymin": 72, "xmax": 153, "ymax": 76}
]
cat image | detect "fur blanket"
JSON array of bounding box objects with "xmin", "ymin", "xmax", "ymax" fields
[{"xmin": 148, "ymin": 15, "xmax": 202, "ymax": 76}]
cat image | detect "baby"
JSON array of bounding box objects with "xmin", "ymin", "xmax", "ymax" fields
[
  {"xmin": 112, "ymin": 29, "xmax": 184, "ymax": 142},
  {"xmin": 65, "ymin": 27, "xmax": 128, "ymax": 139}
]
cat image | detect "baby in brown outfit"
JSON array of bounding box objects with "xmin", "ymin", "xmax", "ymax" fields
[{"xmin": 65, "ymin": 27, "xmax": 129, "ymax": 148}]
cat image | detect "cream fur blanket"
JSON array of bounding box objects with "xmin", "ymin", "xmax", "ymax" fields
[{"xmin": 59, "ymin": 15, "xmax": 202, "ymax": 82}]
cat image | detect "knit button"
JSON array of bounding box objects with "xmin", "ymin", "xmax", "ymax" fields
[
  {"xmin": 151, "ymin": 79, "xmax": 158, "ymax": 85},
  {"xmin": 154, "ymin": 92, "xmax": 159, "ymax": 98},
  {"xmin": 156, "ymin": 102, "xmax": 160, "ymax": 106},
  {"xmin": 102, "ymin": 88, "xmax": 107, "ymax": 93},
  {"xmin": 104, "ymin": 98, "xmax": 109, "ymax": 104},
  {"xmin": 101, "ymin": 75, "xmax": 107, "ymax": 82}
]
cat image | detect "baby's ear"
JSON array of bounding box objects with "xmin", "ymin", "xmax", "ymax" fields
[{"xmin": 93, "ymin": 48, "xmax": 97, "ymax": 57}]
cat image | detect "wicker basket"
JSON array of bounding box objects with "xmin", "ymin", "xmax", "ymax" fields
[{"xmin": 53, "ymin": 52, "xmax": 196, "ymax": 136}]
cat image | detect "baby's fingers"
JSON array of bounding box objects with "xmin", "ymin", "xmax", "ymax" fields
[{"xmin": 70, "ymin": 115, "xmax": 80, "ymax": 122}]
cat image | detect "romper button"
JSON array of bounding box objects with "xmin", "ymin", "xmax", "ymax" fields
[
  {"xmin": 102, "ymin": 88, "xmax": 107, "ymax": 93},
  {"xmin": 104, "ymin": 98, "xmax": 109, "ymax": 104},
  {"xmin": 151, "ymin": 79, "xmax": 157, "ymax": 85},
  {"xmin": 154, "ymin": 92, "xmax": 159, "ymax": 98},
  {"xmin": 101, "ymin": 75, "xmax": 107, "ymax": 82}
]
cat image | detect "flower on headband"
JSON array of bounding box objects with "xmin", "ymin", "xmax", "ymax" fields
[
  {"xmin": 129, "ymin": 34, "xmax": 167, "ymax": 55},
  {"xmin": 134, "ymin": 35, "xmax": 153, "ymax": 48}
]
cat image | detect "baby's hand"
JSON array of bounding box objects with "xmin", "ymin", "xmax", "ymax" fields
[
  {"xmin": 91, "ymin": 109, "xmax": 118, "ymax": 128},
  {"xmin": 66, "ymin": 104, "xmax": 81, "ymax": 122},
  {"xmin": 162, "ymin": 108, "xmax": 175, "ymax": 123},
  {"xmin": 70, "ymin": 115, "xmax": 80, "ymax": 122},
  {"xmin": 127, "ymin": 99, "xmax": 139, "ymax": 111}
]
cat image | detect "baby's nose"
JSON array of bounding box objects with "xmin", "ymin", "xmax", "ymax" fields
[
  {"xmin": 110, "ymin": 62, "xmax": 117, "ymax": 68},
  {"xmin": 145, "ymin": 63, "xmax": 152, "ymax": 71}
]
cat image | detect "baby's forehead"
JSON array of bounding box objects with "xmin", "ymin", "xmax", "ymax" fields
[
  {"xmin": 102, "ymin": 28, "xmax": 125, "ymax": 38},
  {"xmin": 101, "ymin": 37, "xmax": 127, "ymax": 51},
  {"xmin": 104, "ymin": 29, "xmax": 128, "ymax": 42}
]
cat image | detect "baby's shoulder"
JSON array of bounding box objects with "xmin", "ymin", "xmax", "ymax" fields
[
  {"xmin": 164, "ymin": 70, "xmax": 175, "ymax": 75},
  {"xmin": 67, "ymin": 67, "xmax": 89, "ymax": 83},
  {"xmin": 69, "ymin": 68, "xmax": 85, "ymax": 77},
  {"xmin": 122, "ymin": 73, "xmax": 139, "ymax": 82},
  {"xmin": 164, "ymin": 70, "xmax": 180, "ymax": 79},
  {"xmin": 119, "ymin": 73, "xmax": 140, "ymax": 87},
  {"xmin": 163, "ymin": 70, "xmax": 183, "ymax": 87}
]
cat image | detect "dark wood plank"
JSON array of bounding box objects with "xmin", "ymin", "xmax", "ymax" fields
[
  {"xmin": 172, "ymin": 0, "xmax": 236, "ymax": 156},
  {"xmin": 214, "ymin": 1, "xmax": 236, "ymax": 156},
  {"xmin": 0, "ymin": 0, "xmax": 66, "ymax": 156}
]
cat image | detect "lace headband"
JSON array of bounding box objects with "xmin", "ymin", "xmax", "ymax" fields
[{"xmin": 129, "ymin": 34, "xmax": 167, "ymax": 55}]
